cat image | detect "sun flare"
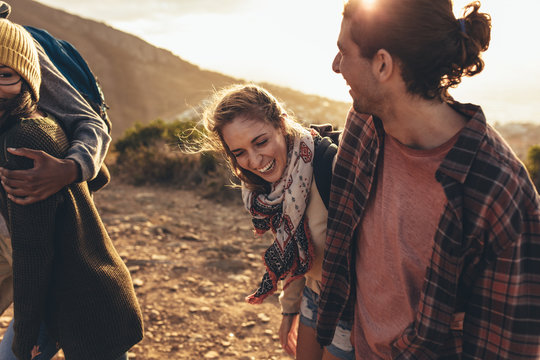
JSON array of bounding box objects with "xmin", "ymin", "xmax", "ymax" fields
[{"xmin": 361, "ymin": 0, "xmax": 378, "ymax": 10}]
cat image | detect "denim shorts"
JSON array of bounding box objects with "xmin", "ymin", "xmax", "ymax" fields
[{"xmin": 300, "ymin": 286, "xmax": 355, "ymax": 360}]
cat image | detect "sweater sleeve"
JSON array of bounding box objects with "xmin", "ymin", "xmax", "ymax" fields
[
  {"xmin": 35, "ymin": 39, "xmax": 111, "ymax": 182},
  {"xmin": 9, "ymin": 191, "xmax": 59, "ymax": 360},
  {"xmin": 279, "ymin": 276, "xmax": 305, "ymax": 314},
  {"xmin": 4, "ymin": 123, "xmax": 63, "ymax": 360}
]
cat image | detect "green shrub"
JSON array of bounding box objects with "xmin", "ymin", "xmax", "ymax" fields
[
  {"xmin": 111, "ymin": 118, "xmax": 240, "ymax": 202},
  {"xmin": 526, "ymin": 145, "xmax": 540, "ymax": 192},
  {"xmin": 114, "ymin": 119, "xmax": 204, "ymax": 154}
]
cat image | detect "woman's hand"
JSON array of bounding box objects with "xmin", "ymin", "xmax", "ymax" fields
[
  {"xmin": 0, "ymin": 147, "xmax": 78, "ymax": 205},
  {"xmin": 279, "ymin": 314, "xmax": 299, "ymax": 357}
]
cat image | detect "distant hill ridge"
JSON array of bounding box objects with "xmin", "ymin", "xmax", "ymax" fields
[{"xmin": 9, "ymin": 0, "xmax": 351, "ymax": 138}]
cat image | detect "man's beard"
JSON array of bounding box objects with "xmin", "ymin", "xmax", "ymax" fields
[
  {"xmin": 352, "ymin": 98, "xmax": 370, "ymax": 115},
  {"xmin": 352, "ymin": 92, "xmax": 383, "ymax": 118}
]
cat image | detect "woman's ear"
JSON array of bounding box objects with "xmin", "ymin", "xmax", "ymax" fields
[{"xmin": 279, "ymin": 114, "xmax": 288, "ymax": 133}]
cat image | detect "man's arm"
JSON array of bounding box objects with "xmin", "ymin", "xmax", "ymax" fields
[
  {"xmin": 0, "ymin": 39, "xmax": 111, "ymax": 205},
  {"xmin": 34, "ymin": 39, "xmax": 111, "ymax": 180}
]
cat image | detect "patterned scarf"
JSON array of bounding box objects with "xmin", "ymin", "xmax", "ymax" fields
[{"xmin": 242, "ymin": 127, "xmax": 317, "ymax": 304}]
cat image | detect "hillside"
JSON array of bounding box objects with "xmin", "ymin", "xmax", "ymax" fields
[
  {"xmin": 9, "ymin": 0, "xmax": 351, "ymax": 138},
  {"xmin": 6, "ymin": 0, "xmax": 539, "ymax": 157}
]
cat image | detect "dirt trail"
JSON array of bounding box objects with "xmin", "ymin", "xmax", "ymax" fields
[{"xmin": 0, "ymin": 179, "xmax": 293, "ymax": 359}]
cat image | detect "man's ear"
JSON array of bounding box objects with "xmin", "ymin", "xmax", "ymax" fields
[{"xmin": 371, "ymin": 49, "xmax": 394, "ymax": 82}]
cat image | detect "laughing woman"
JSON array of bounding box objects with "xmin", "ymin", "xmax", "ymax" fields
[
  {"xmin": 201, "ymin": 84, "xmax": 354, "ymax": 360},
  {"xmin": 0, "ymin": 19, "xmax": 143, "ymax": 360}
]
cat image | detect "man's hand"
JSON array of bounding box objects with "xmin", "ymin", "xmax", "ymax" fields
[
  {"xmin": 0, "ymin": 147, "xmax": 78, "ymax": 205},
  {"xmin": 279, "ymin": 314, "xmax": 299, "ymax": 357}
]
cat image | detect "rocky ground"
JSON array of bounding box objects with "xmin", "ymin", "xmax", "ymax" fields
[{"xmin": 0, "ymin": 179, "xmax": 294, "ymax": 360}]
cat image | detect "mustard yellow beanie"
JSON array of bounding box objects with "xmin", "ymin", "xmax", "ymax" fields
[{"xmin": 0, "ymin": 18, "xmax": 40, "ymax": 101}]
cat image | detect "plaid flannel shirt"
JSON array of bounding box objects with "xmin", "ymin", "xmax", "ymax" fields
[{"xmin": 317, "ymin": 102, "xmax": 540, "ymax": 358}]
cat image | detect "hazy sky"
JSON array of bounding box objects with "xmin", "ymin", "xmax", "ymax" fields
[{"xmin": 34, "ymin": 0, "xmax": 540, "ymax": 124}]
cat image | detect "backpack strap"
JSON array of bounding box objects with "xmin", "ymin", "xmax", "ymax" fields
[
  {"xmin": 24, "ymin": 26, "xmax": 112, "ymax": 134},
  {"xmin": 310, "ymin": 123, "xmax": 341, "ymax": 145},
  {"xmin": 312, "ymin": 126, "xmax": 340, "ymax": 210}
]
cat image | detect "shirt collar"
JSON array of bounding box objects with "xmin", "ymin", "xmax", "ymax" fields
[
  {"xmin": 436, "ymin": 102, "xmax": 487, "ymax": 184},
  {"xmin": 349, "ymin": 102, "xmax": 487, "ymax": 184}
]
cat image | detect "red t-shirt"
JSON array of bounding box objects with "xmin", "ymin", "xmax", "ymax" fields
[{"xmin": 354, "ymin": 131, "xmax": 459, "ymax": 359}]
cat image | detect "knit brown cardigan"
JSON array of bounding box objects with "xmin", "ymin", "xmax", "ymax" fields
[{"xmin": 0, "ymin": 115, "xmax": 143, "ymax": 360}]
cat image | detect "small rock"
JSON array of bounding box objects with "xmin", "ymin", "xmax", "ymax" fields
[
  {"xmin": 257, "ymin": 313, "xmax": 271, "ymax": 323},
  {"xmin": 198, "ymin": 280, "xmax": 216, "ymax": 294},
  {"xmin": 151, "ymin": 254, "xmax": 168, "ymax": 261},
  {"xmin": 241, "ymin": 321, "xmax": 256, "ymax": 328},
  {"xmin": 181, "ymin": 233, "xmax": 201, "ymax": 242},
  {"xmin": 189, "ymin": 333, "xmax": 204, "ymax": 342},
  {"xmin": 204, "ymin": 351, "xmax": 220, "ymax": 359},
  {"xmin": 149, "ymin": 309, "xmax": 161, "ymax": 321},
  {"xmin": 133, "ymin": 278, "xmax": 144, "ymax": 287},
  {"xmin": 128, "ymin": 265, "xmax": 140, "ymax": 273}
]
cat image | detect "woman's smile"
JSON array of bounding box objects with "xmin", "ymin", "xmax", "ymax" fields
[
  {"xmin": 256, "ymin": 159, "xmax": 275, "ymax": 173},
  {"xmin": 221, "ymin": 116, "xmax": 288, "ymax": 184}
]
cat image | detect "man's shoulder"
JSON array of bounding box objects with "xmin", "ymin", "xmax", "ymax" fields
[
  {"xmin": 475, "ymin": 124, "xmax": 528, "ymax": 179},
  {"xmin": 340, "ymin": 110, "xmax": 380, "ymax": 150},
  {"xmin": 466, "ymin": 124, "xmax": 538, "ymax": 211}
]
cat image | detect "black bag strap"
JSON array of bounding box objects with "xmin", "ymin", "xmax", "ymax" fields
[
  {"xmin": 311, "ymin": 124, "xmax": 341, "ymax": 210},
  {"xmin": 313, "ymin": 137, "xmax": 337, "ymax": 209}
]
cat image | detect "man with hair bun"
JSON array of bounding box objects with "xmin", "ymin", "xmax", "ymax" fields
[{"xmin": 317, "ymin": 0, "xmax": 540, "ymax": 358}]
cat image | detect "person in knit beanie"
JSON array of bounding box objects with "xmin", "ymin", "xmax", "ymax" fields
[
  {"xmin": 0, "ymin": 19, "xmax": 40, "ymax": 129},
  {"xmin": 0, "ymin": 0, "xmax": 111, "ymax": 326},
  {"xmin": 0, "ymin": 0, "xmax": 111, "ymax": 215},
  {"xmin": 0, "ymin": 18, "xmax": 40, "ymax": 102},
  {"xmin": 0, "ymin": 17, "xmax": 143, "ymax": 360}
]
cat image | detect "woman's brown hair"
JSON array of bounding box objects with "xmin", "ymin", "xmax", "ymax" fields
[
  {"xmin": 201, "ymin": 84, "xmax": 302, "ymax": 193},
  {"xmin": 0, "ymin": 81, "xmax": 38, "ymax": 130}
]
